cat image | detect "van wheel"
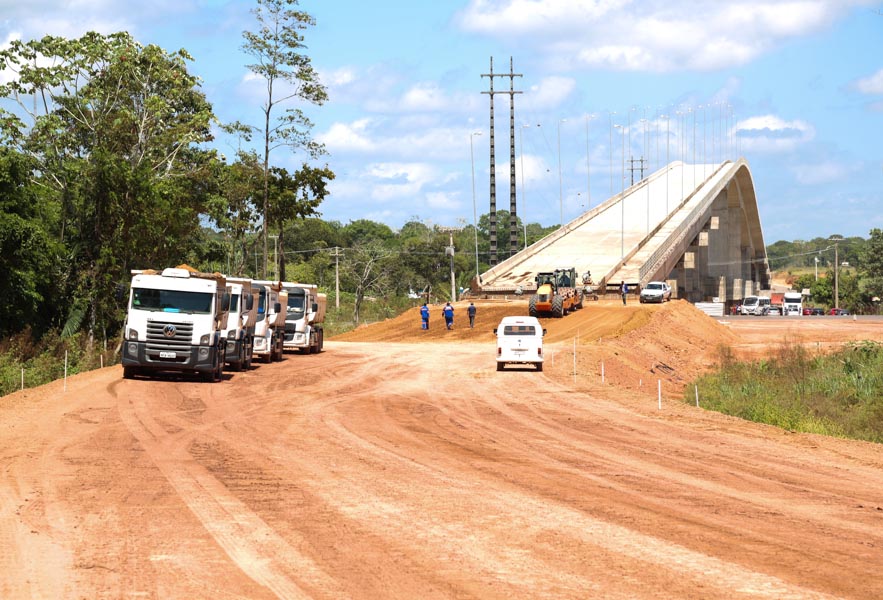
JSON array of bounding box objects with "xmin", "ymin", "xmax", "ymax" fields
[
  {"xmin": 536, "ymin": 362, "xmax": 544, "ymax": 372},
  {"xmin": 496, "ymin": 362, "xmax": 504, "ymax": 372}
]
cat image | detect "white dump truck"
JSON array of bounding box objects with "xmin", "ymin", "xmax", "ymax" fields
[
  {"xmin": 122, "ymin": 266, "xmax": 229, "ymax": 382},
  {"xmin": 250, "ymin": 280, "xmax": 287, "ymax": 362},
  {"xmin": 223, "ymin": 278, "xmax": 259, "ymax": 371},
  {"xmin": 281, "ymin": 282, "xmax": 326, "ymax": 354}
]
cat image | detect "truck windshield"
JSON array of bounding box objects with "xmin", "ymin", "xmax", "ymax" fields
[
  {"xmin": 503, "ymin": 325, "xmax": 536, "ymax": 335},
  {"xmin": 287, "ymin": 289, "xmax": 306, "ymax": 318},
  {"xmin": 256, "ymin": 289, "xmax": 267, "ymax": 322},
  {"xmin": 229, "ymin": 294, "xmax": 239, "ymax": 312},
  {"xmin": 131, "ymin": 288, "xmax": 213, "ymax": 314}
]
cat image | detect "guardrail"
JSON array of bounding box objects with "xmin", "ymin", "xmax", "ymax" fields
[{"xmin": 638, "ymin": 162, "xmax": 732, "ymax": 283}]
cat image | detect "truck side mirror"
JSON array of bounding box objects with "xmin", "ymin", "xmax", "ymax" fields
[
  {"xmin": 542, "ymin": 329, "xmax": 547, "ymax": 336},
  {"xmin": 245, "ymin": 295, "xmax": 254, "ymax": 311},
  {"xmin": 114, "ymin": 283, "xmax": 127, "ymax": 302},
  {"xmin": 221, "ymin": 293, "xmax": 231, "ymax": 312},
  {"xmin": 493, "ymin": 328, "xmax": 498, "ymax": 334},
  {"xmin": 273, "ymin": 302, "xmax": 282, "ymax": 314},
  {"xmin": 312, "ymin": 302, "xmax": 318, "ymax": 312}
]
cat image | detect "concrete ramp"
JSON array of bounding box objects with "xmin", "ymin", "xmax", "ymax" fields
[{"xmin": 478, "ymin": 159, "xmax": 769, "ymax": 303}]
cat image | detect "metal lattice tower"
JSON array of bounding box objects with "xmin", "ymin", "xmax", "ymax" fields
[{"xmin": 482, "ymin": 57, "xmax": 522, "ymax": 265}]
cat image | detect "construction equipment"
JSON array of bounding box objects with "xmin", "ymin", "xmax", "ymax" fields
[{"xmin": 528, "ymin": 268, "xmax": 585, "ymax": 318}]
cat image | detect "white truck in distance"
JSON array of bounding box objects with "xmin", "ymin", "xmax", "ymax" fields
[
  {"xmin": 250, "ymin": 280, "xmax": 287, "ymax": 363},
  {"xmin": 783, "ymin": 291, "xmax": 803, "ymax": 316},
  {"xmin": 222, "ymin": 278, "xmax": 258, "ymax": 371},
  {"xmin": 281, "ymin": 283, "xmax": 326, "ymax": 354},
  {"xmin": 494, "ymin": 316, "xmax": 546, "ymax": 372},
  {"xmin": 122, "ymin": 267, "xmax": 229, "ymax": 382}
]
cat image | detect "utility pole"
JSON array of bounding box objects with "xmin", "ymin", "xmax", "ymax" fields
[
  {"xmin": 481, "ymin": 57, "xmax": 522, "ymax": 264},
  {"xmin": 330, "ymin": 246, "xmax": 343, "ymax": 309},
  {"xmin": 628, "ymin": 156, "xmax": 646, "ymax": 185},
  {"xmin": 439, "ymin": 227, "xmax": 462, "ymax": 302}
]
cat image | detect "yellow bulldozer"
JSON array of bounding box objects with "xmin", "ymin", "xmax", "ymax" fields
[{"xmin": 528, "ymin": 268, "xmax": 585, "ymax": 318}]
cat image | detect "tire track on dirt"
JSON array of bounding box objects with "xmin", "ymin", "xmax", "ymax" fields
[
  {"xmin": 111, "ymin": 377, "xmax": 348, "ymax": 600},
  {"xmin": 244, "ymin": 342, "xmax": 843, "ymax": 599}
]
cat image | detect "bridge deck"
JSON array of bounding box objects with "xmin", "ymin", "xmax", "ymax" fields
[{"xmin": 480, "ymin": 161, "xmax": 724, "ymax": 293}]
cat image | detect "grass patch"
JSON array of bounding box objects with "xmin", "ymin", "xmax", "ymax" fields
[
  {"xmin": 688, "ymin": 341, "xmax": 883, "ymax": 443},
  {"xmin": 0, "ymin": 328, "xmax": 117, "ymax": 397}
]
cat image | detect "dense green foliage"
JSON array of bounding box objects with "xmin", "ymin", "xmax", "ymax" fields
[
  {"xmin": 766, "ymin": 234, "xmax": 880, "ymax": 313},
  {"xmin": 688, "ymin": 342, "xmax": 883, "ymax": 443}
]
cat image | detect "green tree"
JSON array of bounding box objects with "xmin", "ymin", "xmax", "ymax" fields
[
  {"xmin": 341, "ymin": 242, "xmax": 395, "ymax": 325},
  {"xmin": 860, "ymin": 229, "xmax": 883, "ymax": 300},
  {"xmin": 0, "ymin": 32, "xmax": 217, "ymax": 340},
  {"xmin": 241, "ymin": 0, "xmax": 328, "ymax": 277},
  {"xmin": 205, "ymin": 151, "xmax": 264, "ymax": 276},
  {"xmin": 267, "ymin": 164, "xmax": 334, "ymax": 280},
  {"xmin": 0, "ymin": 149, "xmax": 61, "ymax": 336}
]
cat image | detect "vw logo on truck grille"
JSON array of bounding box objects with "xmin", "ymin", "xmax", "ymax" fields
[{"xmin": 163, "ymin": 324, "xmax": 177, "ymax": 338}]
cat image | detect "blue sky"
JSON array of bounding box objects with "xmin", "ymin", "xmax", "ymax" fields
[{"xmin": 2, "ymin": 0, "xmax": 882, "ymax": 243}]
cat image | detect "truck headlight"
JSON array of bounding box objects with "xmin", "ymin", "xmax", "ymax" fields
[
  {"xmin": 198, "ymin": 347, "xmax": 209, "ymax": 359},
  {"xmin": 127, "ymin": 342, "xmax": 137, "ymax": 355},
  {"xmin": 128, "ymin": 328, "xmax": 139, "ymax": 340},
  {"xmin": 200, "ymin": 334, "xmax": 211, "ymax": 345},
  {"xmin": 228, "ymin": 330, "xmax": 236, "ymax": 339}
]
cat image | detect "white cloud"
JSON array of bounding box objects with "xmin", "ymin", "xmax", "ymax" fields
[
  {"xmin": 366, "ymin": 162, "xmax": 439, "ymax": 201},
  {"xmin": 320, "ymin": 120, "xmax": 377, "ymax": 153},
  {"xmin": 790, "ymin": 161, "xmax": 850, "ymax": 185},
  {"xmin": 736, "ymin": 114, "xmax": 815, "ymax": 153},
  {"xmin": 522, "ymin": 76, "xmax": 576, "ymax": 110},
  {"xmin": 856, "ymin": 69, "xmax": 883, "ymax": 95},
  {"xmin": 456, "ymin": 0, "xmax": 873, "ymax": 72},
  {"xmin": 425, "ymin": 191, "xmax": 460, "ymax": 210},
  {"xmin": 400, "ymin": 83, "xmax": 450, "ymax": 111}
]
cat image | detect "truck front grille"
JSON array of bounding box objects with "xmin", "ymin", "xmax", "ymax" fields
[{"xmin": 146, "ymin": 321, "xmax": 194, "ymax": 352}]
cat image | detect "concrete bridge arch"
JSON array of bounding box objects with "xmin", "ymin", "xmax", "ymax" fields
[{"xmin": 476, "ymin": 158, "xmax": 770, "ymax": 304}]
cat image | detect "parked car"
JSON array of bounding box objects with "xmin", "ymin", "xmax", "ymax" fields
[
  {"xmin": 828, "ymin": 308, "xmax": 850, "ymax": 315},
  {"xmin": 639, "ymin": 281, "xmax": 672, "ymax": 303},
  {"xmin": 769, "ymin": 305, "xmax": 783, "ymax": 316},
  {"xmin": 803, "ymin": 307, "xmax": 824, "ymax": 315}
]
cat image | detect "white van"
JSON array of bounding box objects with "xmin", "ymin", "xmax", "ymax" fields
[
  {"xmin": 740, "ymin": 296, "xmax": 758, "ymax": 315},
  {"xmin": 740, "ymin": 295, "xmax": 770, "ymax": 315},
  {"xmin": 494, "ymin": 316, "xmax": 546, "ymax": 372}
]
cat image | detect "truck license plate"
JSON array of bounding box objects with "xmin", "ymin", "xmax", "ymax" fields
[{"xmin": 159, "ymin": 351, "xmax": 176, "ymax": 359}]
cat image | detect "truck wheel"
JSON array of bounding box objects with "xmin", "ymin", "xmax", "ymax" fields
[
  {"xmin": 551, "ymin": 295, "xmax": 564, "ymax": 318},
  {"xmin": 536, "ymin": 362, "xmax": 543, "ymax": 372},
  {"xmin": 528, "ymin": 296, "xmax": 539, "ymax": 317},
  {"xmin": 496, "ymin": 362, "xmax": 504, "ymax": 372},
  {"xmin": 318, "ymin": 330, "xmax": 324, "ymax": 353}
]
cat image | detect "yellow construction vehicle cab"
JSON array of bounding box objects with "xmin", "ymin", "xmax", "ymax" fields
[{"xmin": 528, "ymin": 268, "xmax": 584, "ymax": 318}]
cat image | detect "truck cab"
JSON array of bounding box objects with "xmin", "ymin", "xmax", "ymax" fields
[
  {"xmin": 494, "ymin": 316, "xmax": 546, "ymax": 372},
  {"xmin": 122, "ymin": 267, "xmax": 229, "ymax": 382},
  {"xmin": 783, "ymin": 291, "xmax": 803, "ymax": 316},
  {"xmin": 223, "ymin": 278, "xmax": 258, "ymax": 371},
  {"xmin": 250, "ymin": 280, "xmax": 287, "ymax": 363},
  {"xmin": 281, "ymin": 282, "xmax": 326, "ymax": 354}
]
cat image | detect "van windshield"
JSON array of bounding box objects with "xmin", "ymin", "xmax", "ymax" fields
[
  {"xmin": 503, "ymin": 325, "xmax": 536, "ymax": 335},
  {"xmin": 743, "ymin": 297, "xmax": 758, "ymax": 306}
]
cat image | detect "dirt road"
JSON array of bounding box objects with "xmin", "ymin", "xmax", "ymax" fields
[{"xmin": 2, "ymin": 301, "xmax": 883, "ymax": 598}]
